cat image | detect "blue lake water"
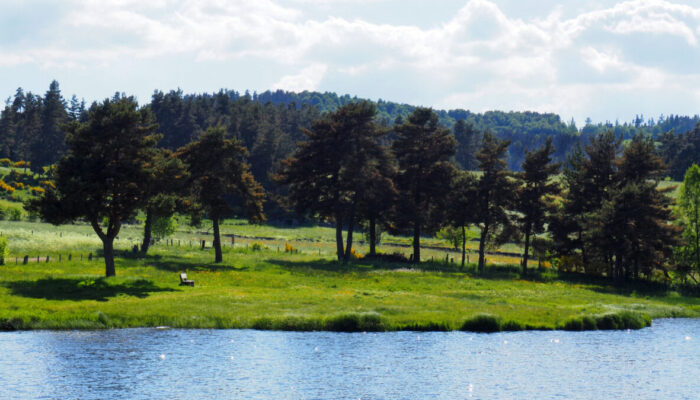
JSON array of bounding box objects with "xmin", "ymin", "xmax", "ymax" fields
[{"xmin": 0, "ymin": 318, "xmax": 698, "ymax": 399}]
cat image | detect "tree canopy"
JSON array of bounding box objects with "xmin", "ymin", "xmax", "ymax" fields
[{"xmin": 28, "ymin": 96, "xmax": 159, "ymax": 277}]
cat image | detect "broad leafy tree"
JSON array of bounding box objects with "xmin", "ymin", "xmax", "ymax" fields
[
  {"xmin": 676, "ymin": 164, "xmax": 700, "ymax": 283},
  {"xmin": 176, "ymin": 127, "xmax": 265, "ymax": 263},
  {"xmin": 29, "ymin": 97, "xmax": 159, "ymax": 277},
  {"xmin": 392, "ymin": 107, "xmax": 456, "ymax": 263}
]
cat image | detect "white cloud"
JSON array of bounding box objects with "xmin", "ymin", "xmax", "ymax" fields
[
  {"xmin": 1, "ymin": 0, "xmax": 700, "ymax": 122},
  {"xmin": 273, "ymin": 64, "xmax": 328, "ymax": 91}
]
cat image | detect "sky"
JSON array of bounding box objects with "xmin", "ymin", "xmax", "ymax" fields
[{"xmin": 1, "ymin": 0, "xmax": 699, "ymax": 125}]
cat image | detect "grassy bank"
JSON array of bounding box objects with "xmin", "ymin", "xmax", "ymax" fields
[{"xmin": 0, "ymin": 221, "xmax": 698, "ymax": 332}]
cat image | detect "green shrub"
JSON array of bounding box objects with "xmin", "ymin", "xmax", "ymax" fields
[
  {"xmin": 501, "ymin": 320, "xmax": 524, "ymax": 331},
  {"xmin": 252, "ymin": 316, "xmax": 322, "ymax": 331},
  {"xmin": 562, "ymin": 311, "xmax": 650, "ymax": 331},
  {"xmin": 325, "ymin": 312, "xmax": 385, "ymax": 332},
  {"xmin": 250, "ymin": 242, "xmax": 264, "ymax": 251},
  {"xmin": 0, "ymin": 236, "xmax": 8, "ymax": 265},
  {"xmin": 9, "ymin": 208, "xmax": 22, "ymax": 221},
  {"xmin": 152, "ymin": 215, "xmax": 178, "ymax": 240},
  {"xmin": 460, "ymin": 313, "xmax": 502, "ymax": 333}
]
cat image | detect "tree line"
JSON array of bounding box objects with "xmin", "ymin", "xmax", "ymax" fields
[
  {"xmin": 27, "ymin": 96, "xmax": 699, "ymax": 288},
  {"xmin": 3, "ymin": 81, "xmax": 700, "ymax": 183}
]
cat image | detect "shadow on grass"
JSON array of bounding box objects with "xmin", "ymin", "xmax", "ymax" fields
[
  {"xmin": 140, "ymin": 254, "xmax": 249, "ymax": 273},
  {"xmin": 265, "ymin": 257, "xmax": 472, "ymax": 275},
  {"xmin": 3, "ymin": 278, "xmax": 177, "ymax": 301}
]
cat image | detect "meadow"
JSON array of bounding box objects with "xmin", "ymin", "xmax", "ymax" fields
[{"xmin": 0, "ymin": 219, "xmax": 697, "ymax": 332}]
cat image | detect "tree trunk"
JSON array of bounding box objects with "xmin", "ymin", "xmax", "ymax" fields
[
  {"xmin": 413, "ymin": 218, "xmax": 421, "ymax": 264},
  {"xmin": 579, "ymin": 228, "xmax": 587, "ymax": 271},
  {"xmin": 522, "ymin": 225, "xmax": 531, "ymax": 277},
  {"xmin": 461, "ymin": 225, "xmax": 466, "ymax": 269},
  {"xmin": 90, "ymin": 217, "xmax": 119, "ymax": 277},
  {"xmin": 335, "ymin": 212, "xmax": 344, "ymax": 262},
  {"xmin": 478, "ymin": 223, "xmax": 489, "ymax": 273},
  {"xmin": 344, "ymin": 204, "xmax": 356, "ymax": 262},
  {"xmin": 614, "ymin": 253, "xmax": 623, "ymax": 285},
  {"xmin": 213, "ymin": 216, "xmax": 222, "ymax": 263},
  {"xmin": 141, "ymin": 209, "xmax": 153, "ymax": 254},
  {"xmin": 369, "ymin": 215, "xmax": 377, "ymax": 256},
  {"xmin": 103, "ymin": 235, "xmax": 116, "ymax": 277}
]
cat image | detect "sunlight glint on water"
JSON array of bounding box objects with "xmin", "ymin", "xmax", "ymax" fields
[{"xmin": 0, "ymin": 319, "xmax": 697, "ymax": 399}]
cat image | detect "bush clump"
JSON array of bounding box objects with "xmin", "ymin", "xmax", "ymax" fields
[
  {"xmin": 562, "ymin": 311, "xmax": 651, "ymax": 331},
  {"xmin": 501, "ymin": 320, "xmax": 524, "ymax": 331},
  {"xmin": 460, "ymin": 313, "xmax": 502, "ymax": 333},
  {"xmin": 325, "ymin": 312, "xmax": 385, "ymax": 332},
  {"xmin": 0, "ymin": 236, "xmax": 8, "ymax": 265}
]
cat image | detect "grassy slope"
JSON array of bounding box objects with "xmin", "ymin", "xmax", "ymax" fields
[{"xmin": 0, "ymin": 221, "xmax": 697, "ymax": 332}]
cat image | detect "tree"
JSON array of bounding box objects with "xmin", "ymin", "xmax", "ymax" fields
[
  {"xmin": 28, "ymin": 97, "xmax": 159, "ymax": 277},
  {"xmin": 276, "ymin": 101, "xmax": 387, "ymax": 262},
  {"xmin": 551, "ymin": 131, "xmax": 621, "ymax": 274},
  {"xmin": 356, "ymin": 143, "xmax": 397, "ymax": 257},
  {"xmin": 516, "ymin": 137, "xmax": 560, "ymax": 276},
  {"xmin": 392, "ymin": 108, "xmax": 456, "ymax": 263},
  {"xmin": 31, "ymin": 80, "xmax": 68, "ymax": 171},
  {"xmin": 140, "ymin": 149, "xmax": 188, "ymax": 255},
  {"xmin": 453, "ymin": 119, "xmax": 480, "ymax": 170},
  {"xmin": 176, "ymin": 127, "xmax": 265, "ymax": 263},
  {"xmin": 444, "ymin": 170, "xmax": 478, "ymax": 268},
  {"xmin": 677, "ymin": 164, "xmax": 700, "ymax": 283},
  {"xmin": 473, "ymin": 132, "xmax": 517, "ymax": 272}
]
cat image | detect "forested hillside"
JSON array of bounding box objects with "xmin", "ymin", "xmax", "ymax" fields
[{"xmin": 1, "ymin": 81, "xmax": 699, "ymax": 183}]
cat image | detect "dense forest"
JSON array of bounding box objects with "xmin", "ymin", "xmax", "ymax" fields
[{"xmin": 2, "ymin": 81, "xmax": 699, "ymax": 182}]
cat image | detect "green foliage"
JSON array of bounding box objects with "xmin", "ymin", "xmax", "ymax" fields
[
  {"xmin": 176, "ymin": 127, "xmax": 265, "ymax": 263},
  {"xmin": 677, "ymin": 164, "xmax": 700, "ymax": 280},
  {"xmin": 436, "ymin": 226, "xmax": 466, "ymax": 250},
  {"xmin": 28, "ymin": 96, "xmax": 160, "ymax": 277},
  {"xmin": 9, "ymin": 208, "xmax": 21, "ymax": 221},
  {"xmin": 392, "ymin": 107, "xmax": 457, "ymax": 263},
  {"xmin": 152, "ymin": 215, "xmax": 178, "ymax": 240},
  {"xmin": 276, "ymin": 101, "xmax": 388, "ymax": 262},
  {"xmin": 460, "ymin": 313, "xmax": 502, "ymax": 333},
  {"xmin": 0, "ymin": 236, "xmax": 8, "ymax": 264},
  {"xmin": 474, "ymin": 132, "xmax": 518, "ymax": 272},
  {"xmin": 562, "ymin": 311, "xmax": 651, "ymax": 331},
  {"xmin": 325, "ymin": 312, "xmax": 385, "ymax": 332}
]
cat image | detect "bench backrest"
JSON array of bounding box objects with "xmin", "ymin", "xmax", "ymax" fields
[{"xmin": 180, "ymin": 273, "xmax": 188, "ymax": 281}]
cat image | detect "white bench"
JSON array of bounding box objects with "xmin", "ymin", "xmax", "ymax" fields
[{"xmin": 179, "ymin": 273, "xmax": 194, "ymax": 287}]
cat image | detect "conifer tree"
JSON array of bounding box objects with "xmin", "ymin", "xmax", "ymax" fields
[
  {"xmin": 176, "ymin": 127, "xmax": 265, "ymax": 263},
  {"xmin": 516, "ymin": 137, "xmax": 560, "ymax": 276},
  {"xmin": 29, "ymin": 97, "xmax": 159, "ymax": 277},
  {"xmin": 473, "ymin": 132, "xmax": 517, "ymax": 272},
  {"xmin": 276, "ymin": 101, "xmax": 387, "ymax": 262},
  {"xmin": 392, "ymin": 108, "xmax": 456, "ymax": 263},
  {"xmin": 445, "ymin": 170, "xmax": 478, "ymax": 268},
  {"xmin": 140, "ymin": 149, "xmax": 189, "ymax": 254}
]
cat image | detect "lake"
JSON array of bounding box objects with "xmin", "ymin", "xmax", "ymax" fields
[{"xmin": 1, "ymin": 319, "xmax": 697, "ymax": 399}]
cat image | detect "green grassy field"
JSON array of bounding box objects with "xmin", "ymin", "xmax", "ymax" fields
[{"xmin": 0, "ymin": 220, "xmax": 697, "ymax": 332}]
